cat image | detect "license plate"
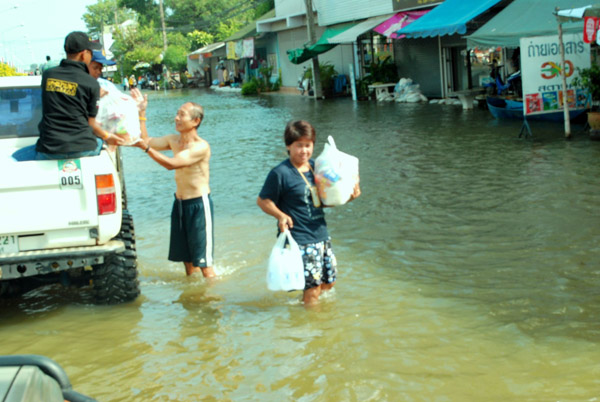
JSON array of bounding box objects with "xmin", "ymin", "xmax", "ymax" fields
[
  {"xmin": 58, "ymin": 159, "xmax": 83, "ymax": 189},
  {"xmin": 0, "ymin": 235, "xmax": 18, "ymax": 254}
]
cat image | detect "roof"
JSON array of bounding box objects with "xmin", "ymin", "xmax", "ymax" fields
[
  {"xmin": 466, "ymin": 0, "xmax": 592, "ymax": 49},
  {"xmin": 396, "ymin": 0, "xmax": 502, "ymax": 38},
  {"xmin": 327, "ymin": 14, "xmax": 393, "ymax": 44},
  {"xmin": 189, "ymin": 42, "xmax": 225, "ymax": 56},
  {"xmin": 224, "ymin": 9, "xmax": 276, "ymax": 42}
]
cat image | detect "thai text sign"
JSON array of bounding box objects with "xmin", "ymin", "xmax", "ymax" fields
[{"xmin": 520, "ymin": 34, "xmax": 590, "ymax": 116}]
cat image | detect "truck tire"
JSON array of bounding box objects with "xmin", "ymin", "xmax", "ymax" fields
[{"xmin": 91, "ymin": 211, "xmax": 140, "ymax": 304}]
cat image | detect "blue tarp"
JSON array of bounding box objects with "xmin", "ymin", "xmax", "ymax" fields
[{"xmin": 396, "ymin": 0, "xmax": 502, "ymax": 38}]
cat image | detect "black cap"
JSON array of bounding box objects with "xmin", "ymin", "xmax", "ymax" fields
[{"xmin": 64, "ymin": 31, "xmax": 102, "ymax": 54}]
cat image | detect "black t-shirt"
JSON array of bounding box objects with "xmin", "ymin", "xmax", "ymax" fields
[
  {"xmin": 259, "ymin": 159, "xmax": 329, "ymax": 245},
  {"xmin": 36, "ymin": 59, "xmax": 100, "ymax": 154}
]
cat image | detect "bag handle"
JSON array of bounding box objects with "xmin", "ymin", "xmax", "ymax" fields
[
  {"xmin": 327, "ymin": 135, "xmax": 336, "ymax": 149},
  {"xmin": 284, "ymin": 230, "xmax": 299, "ymax": 250}
]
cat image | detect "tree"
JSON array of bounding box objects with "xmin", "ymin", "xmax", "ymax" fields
[
  {"xmin": 118, "ymin": 0, "xmax": 160, "ymax": 25},
  {"xmin": 187, "ymin": 30, "xmax": 214, "ymax": 50},
  {"xmin": 83, "ymin": 0, "xmax": 134, "ymax": 38}
]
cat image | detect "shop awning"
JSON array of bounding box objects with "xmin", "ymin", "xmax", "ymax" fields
[
  {"xmin": 466, "ymin": 0, "xmax": 591, "ymax": 49},
  {"xmin": 373, "ymin": 10, "xmax": 430, "ymax": 39},
  {"xmin": 327, "ymin": 14, "xmax": 393, "ymax": 44},
  {"xmin": 188, "ymin": 42, "xmax": 225, "ymax": 59},
  {"xmin": 396, "ymin": 0, "xmax": 502, "ymax": 38},
  {"xmin": 287, "ymin": 23, "xmax": 356, "ymax": 64}
]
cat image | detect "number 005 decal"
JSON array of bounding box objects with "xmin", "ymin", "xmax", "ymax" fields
[{"xmin": 58, "ymin": 159, "xmax": 83, "ymax": 190}]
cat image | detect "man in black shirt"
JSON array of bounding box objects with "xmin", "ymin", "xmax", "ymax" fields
[{"xmin": 34, "ymin": 31, "xmax": 124, "ymax": 159}]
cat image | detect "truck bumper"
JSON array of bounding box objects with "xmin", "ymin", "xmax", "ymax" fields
[{"xmin": 0, "ymin": 240, "xmax": 125, "ymax": 280}]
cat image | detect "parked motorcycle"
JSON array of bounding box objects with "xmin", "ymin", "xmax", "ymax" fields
[{"xmin": 297, "ymin": 66, "xmax": 312, "ymax": 95}]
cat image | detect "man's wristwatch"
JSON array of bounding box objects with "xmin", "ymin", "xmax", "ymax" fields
[{"xmin": 144, "ymin": 144, "xmax": 150, "ymax": 153}]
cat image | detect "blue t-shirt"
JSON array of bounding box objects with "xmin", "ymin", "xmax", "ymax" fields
[{"xmin": 259, "ymin": 159, "xmax": 329, "ymax": 245}]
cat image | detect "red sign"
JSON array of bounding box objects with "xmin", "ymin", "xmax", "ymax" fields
[{"xmin": 583, "ymin": 16, "xmax": 599, "ymax": 43}]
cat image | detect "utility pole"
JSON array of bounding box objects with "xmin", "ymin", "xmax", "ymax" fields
[
  {"xmin": 159, "ymin": 0, "xmax": 170, "ymax": 89},
  {"xmin": 304, "ymin": 0, "xmax": 323, "ymax": 99}
]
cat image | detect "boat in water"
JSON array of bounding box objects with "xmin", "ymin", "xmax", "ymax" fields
[{"xmin": 486, "ymin": 96, "xmax": 587, "ymax": 122}]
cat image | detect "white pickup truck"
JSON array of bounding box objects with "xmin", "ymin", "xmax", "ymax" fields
[{"xmin": 0, "ymin": 75, "xmax": 139, "ymax": 304}]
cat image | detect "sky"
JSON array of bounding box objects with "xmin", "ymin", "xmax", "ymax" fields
[{"xmin": 0, "ymin": 0, "xmax": 97, "ymax": 71}]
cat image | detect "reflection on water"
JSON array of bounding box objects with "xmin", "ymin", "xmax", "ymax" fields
[{"xmin": 1, "ymin": 88, "xmax": 600, "ymax": 401}]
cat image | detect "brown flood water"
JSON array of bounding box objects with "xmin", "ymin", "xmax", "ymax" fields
[{"xmin": 2, "ymin": 89, "xmax": 600, "ymax": 401}]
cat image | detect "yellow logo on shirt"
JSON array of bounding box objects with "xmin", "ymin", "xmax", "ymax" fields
[{"xmin": 46, "ymin": 78, "xmax": 78, "ymax": 96}]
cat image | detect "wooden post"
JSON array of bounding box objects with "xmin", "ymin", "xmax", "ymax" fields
[
  {"xmin": 304, "ymin": 0, "xmax": 323, "ymax": 99},
  {"xmin": 557, "ymin": 10, "xmax": 571, "ymax": 138},
  {"xmin": 159, "ymin": 0, "xmax": 170, "ymax": 89}
]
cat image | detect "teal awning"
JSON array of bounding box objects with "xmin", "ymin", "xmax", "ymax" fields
[
  {"xmin": 396, "ymin": 0, "xmax": 502, "ymax": 38},
  {"xmin": 287, "ymin": 23, "xmax": 356, "ymax": 65},
  {"xmin": 466, "ymin": 0, "xmax": 591, "ymax": 49}
]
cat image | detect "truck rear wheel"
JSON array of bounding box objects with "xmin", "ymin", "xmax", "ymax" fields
[{"xmin": 91, "ymin": 211, "xmax": 140, "ymax": 304}]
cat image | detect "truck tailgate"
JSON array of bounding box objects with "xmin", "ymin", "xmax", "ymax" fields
[{"xmin": 0, "ymin": 152, "xmax": 122, "ymax": 251}]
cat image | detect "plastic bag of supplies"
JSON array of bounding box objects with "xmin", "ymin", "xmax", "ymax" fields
[
  {"xmin": 267, "ymin": 230, "xmax": 305, "ymax": 291},
  {"xmin": 315, "ymin": 136, "xmax": 359, "ymax": 206},
  {"xmin": 96, "ymin": 78, "xmax": 141, "ymax": 145}
]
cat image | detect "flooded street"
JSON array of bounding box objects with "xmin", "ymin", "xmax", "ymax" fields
[{"xmin": 2, "ymin": 89, "xmax": 600, "ymax": 401}]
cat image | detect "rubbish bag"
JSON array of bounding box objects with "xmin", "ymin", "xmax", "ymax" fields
[
  {"xmin": 314, "ymin": 136, "xmax": 359, "ymax": 206},
  {"xmin": 267, "ymin": 230, "xmax": 305, "ymax": 291},
  {"xmin": 96, "ymin": 78, "xmax": 141, "ymax": 145}
]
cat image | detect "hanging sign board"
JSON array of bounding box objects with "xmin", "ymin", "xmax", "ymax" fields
[{"xmin": 520, "ymin": 34, "xmax": 590, "ymax": 117}]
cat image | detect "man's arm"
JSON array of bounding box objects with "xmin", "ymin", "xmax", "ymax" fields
[
  {"xmin": 131, "ymin": 88, "xmax": 170, "ymax": 152},
  {"xmin": 134, "ymin": 137, "xmax": 207, "ymax": 170},
  {"xmin": 256, "ymin": 197, "xmax": 293, "ymax": 232},
  {"xmin": 88, "ymin": 117, "xmax": 125, "ymax": 146}
]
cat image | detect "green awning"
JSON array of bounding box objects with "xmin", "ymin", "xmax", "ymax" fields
[{"xmin": 287, "ymin": 23, "xmax": 356, "ymax": 65}]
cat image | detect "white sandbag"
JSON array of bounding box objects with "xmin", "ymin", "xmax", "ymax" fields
[
  {"xmin": 315, "ymin": 136, "xmax": 359, "ymax": 206},
  {"xmin": 266, "ymin": 230, "xmax": 305, "ymax": 291},
  {"xmin": 96, "ymin": 78, "xmax": 141, "ymax": 145}
]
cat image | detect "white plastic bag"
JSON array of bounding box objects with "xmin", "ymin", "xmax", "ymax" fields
[
  {"xmin": 314, "ymin": 136, "xmax": 359, "ymax": 206},
  {"xmin": 266, "ymin": 230, "xmax": 305, "ymax": 291},
  {"xmin": 96, "ymin": 78, "xmax": 141, "ymax": 145}
]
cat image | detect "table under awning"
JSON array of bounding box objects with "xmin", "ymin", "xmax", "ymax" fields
[
  {"xmin": 326, "ymin": 14, "xmax": 393, "ymax": 44},
  {"xmin": 396, "ymin": 0, "xmax": 502, "ymax": 38},
  {"xmin": 287, "ymin": 23, "xmax": 356, "ymax": 64}
]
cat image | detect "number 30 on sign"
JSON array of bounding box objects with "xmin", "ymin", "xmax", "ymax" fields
[{"xmin": 58, "ymin": 159, "xmax": 83, "ymax": 189}]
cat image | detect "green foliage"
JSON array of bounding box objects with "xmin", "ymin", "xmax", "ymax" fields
[
  {"xmin": 214, "ymin": 21, "xmax": 243, "ymax": 42},
  {"xmin": 241, "ymin": 78, "xmax": 260, "ymax": 95},
  {"xmin": 305, "ymin": 62, "xmax": 339, "ymax": 97},
  {"xmin": 572, "ymin": 63, "xmax": 600, "ymax": 102},
  {"xmin": 364, "ymin": 55, "xmax": 398, "ymax": 84},
  {"xmin": 84, "ymin": 0, "xmax": 135, "ymax": 37},
  {"xmin": 118, "ymin": 0, "xmax": 160, "ymax": 25},
  {"xmin": 187, "ymin": 30, "xmax": 214, "ymax": 50},
  {"xmin": 163, "ymin": 45, "xmax": 189, "ymax": 71}
]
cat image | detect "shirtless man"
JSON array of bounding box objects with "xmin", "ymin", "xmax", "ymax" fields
[{"xmin": 133, "ymin": 97, "xmax": 215, "ymax": 278}]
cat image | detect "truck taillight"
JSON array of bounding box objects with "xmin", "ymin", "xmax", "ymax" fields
[{"xmin": 96, "ymin": 174, "xmax": 117, "ymax": 215}]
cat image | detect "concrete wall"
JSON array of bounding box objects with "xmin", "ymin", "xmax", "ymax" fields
[
  {"xmin": 315, "ymin": 0, "xmax": 393, "ymax": 25},
  {"xmin": 276, "ymin": 25, "xmax": 356, "ymax": 88}
]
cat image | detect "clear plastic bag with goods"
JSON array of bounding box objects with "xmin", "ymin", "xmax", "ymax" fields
[
  {"xmin": 96, "ymin": 78, "xmax": 141, "ymax": 145},
  {"xmin": 314, "ymin": 136, "xmax": 359, "ymax": 206},
  {"xmin": 266, "ymin": 230, "xmax": 305, "ymax": 291}
]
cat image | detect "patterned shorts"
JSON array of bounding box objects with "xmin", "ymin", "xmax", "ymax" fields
[{"xmin": 299, "ymin": 239, "xmax": 337, "ymax": 290}]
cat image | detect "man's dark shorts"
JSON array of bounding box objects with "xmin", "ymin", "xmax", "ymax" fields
[{"xmin": 169, "ymin": 194, "xmax": 214, "ymax": 267}]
